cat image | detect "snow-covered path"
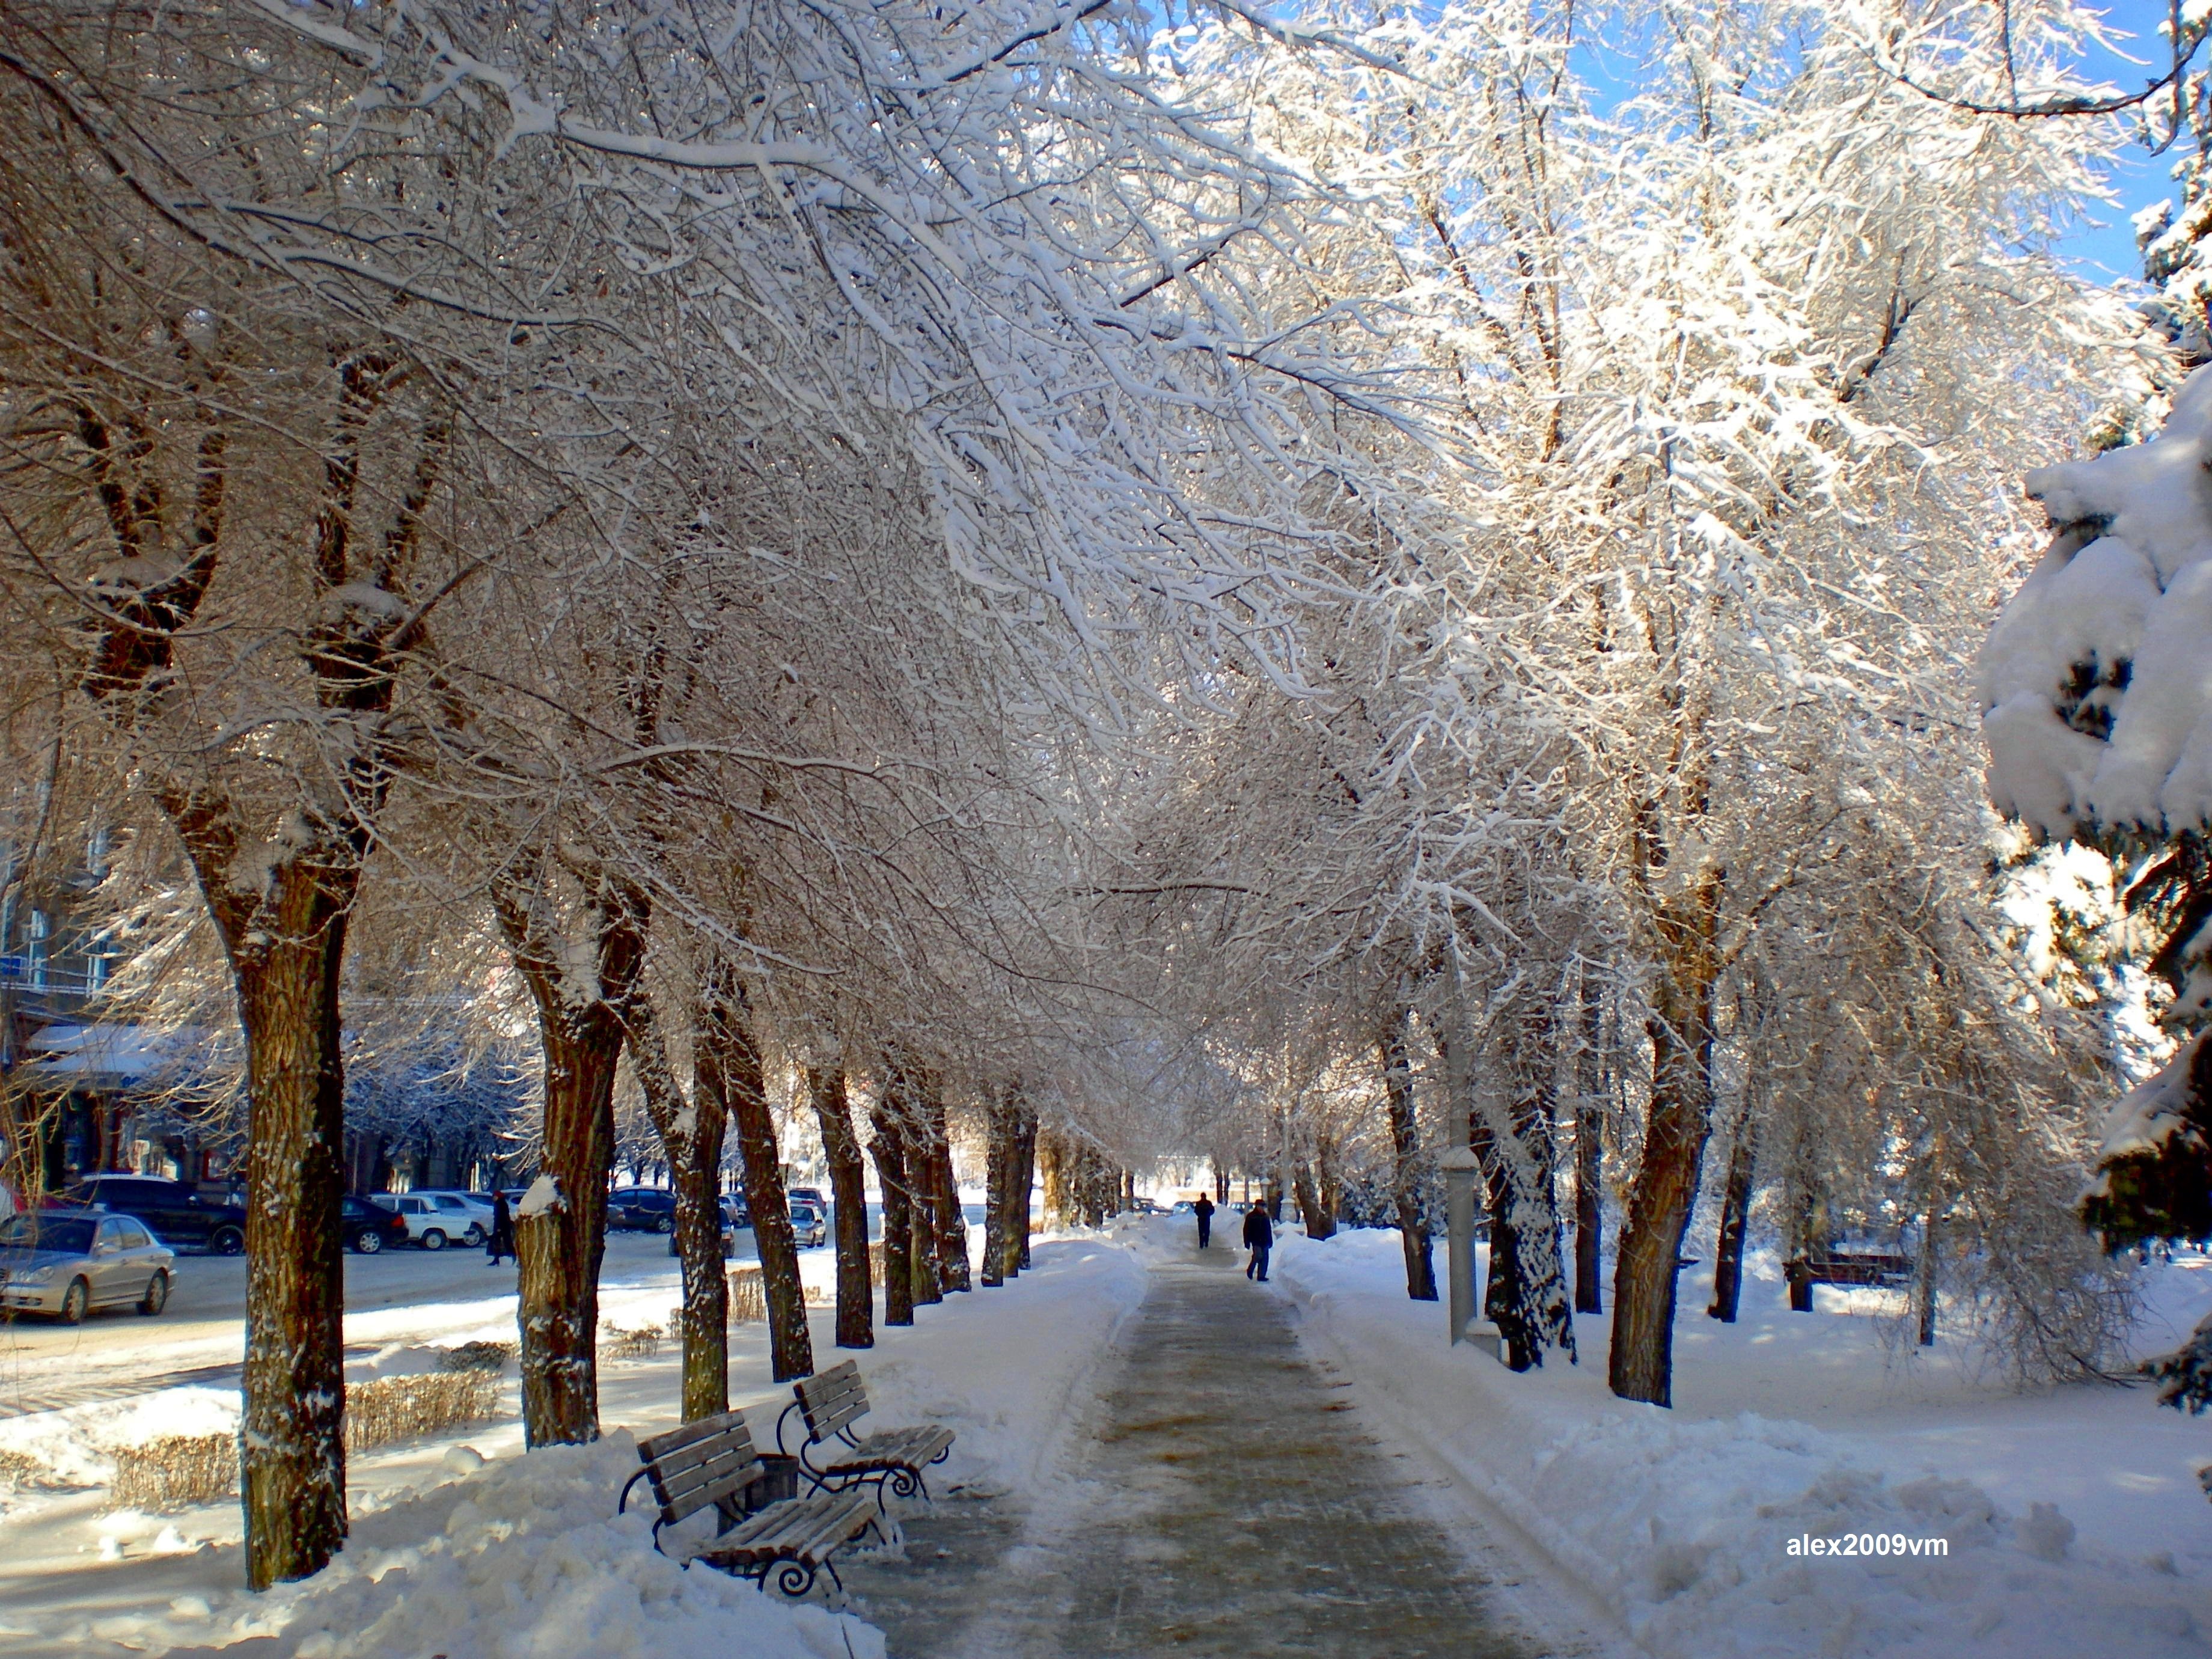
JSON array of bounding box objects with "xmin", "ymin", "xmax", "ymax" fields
[{"xmin": 849, "ymin": 1239, "xmax": 1571, "ymax": 1658}]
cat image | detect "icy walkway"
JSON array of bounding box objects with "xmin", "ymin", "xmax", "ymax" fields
[{"xmin": 848, "ymin": 1244, "xmax": 1544, "ymax": 1658}]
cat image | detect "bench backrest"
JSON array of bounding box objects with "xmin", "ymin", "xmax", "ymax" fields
[
  {"xmin": 637, "ymin": 1408, "xmax": 765, "ymax": 1528},
  {"xmin": 793, "ymin": 1358, "xmax": 870, "ymax": 1444}
]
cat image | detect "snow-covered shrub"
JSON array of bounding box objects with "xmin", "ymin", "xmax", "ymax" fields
[
  {"xmin": 600, "ymin": 1322, "xmax": 665, "ymax": 1360},
  {"xmin": 438, "ymin": 1340, "xmax": 514, "ymax": 1375},
  {"xmin": 728, "ymin": 1267, "xmax": 767, "ymax": 1324},
  {"xmin": 0, "ymin": 1448, "xmax": 50, "ymax": 1489},
  {"xmin": 111, "ymin": 1435, "xmax": 236, "ymax": 1510},
  {"xmin": 2149, "ymin": 1309, "xmax": 2212, "ymax": 1415},
  {"xmin": 345, "ymin": 1372, "xmax": 500, "ymax": 1453},
  {"xmin": 1983, "ymin": 368, "xmax": 2212, "ymax": 1245}
]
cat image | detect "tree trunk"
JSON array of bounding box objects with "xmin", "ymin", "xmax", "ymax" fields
[
  {"xmin": 626, "ymin": 986, "xmax": 730, "ymax": 1423},
  {"xmin": 1039, "ymin": 1130, "xmax": 1071, "ymax": 1230},
  {"xmin": 493, "ymin": 866, "xmax": 644, "ymax": 1449},
  {"xmin": 1916, "ymin": 1209, "xmax": 1939, "ymax": 1347},
  {"xmin": 707, "ymin": 973, "xmax": 811, "ymax": 1382},
  {"xmin": 1609, "ymin": 890, "xmax": 1721, "ymax": 1407},
  {"xmin": 869, "ymin": 1099, "xmax": 915, "ymax": 1328},
  {"xmin": 1380, "ymin": 1015, "xmax": 1436, "ymax": 1301},
  {"xmin": 809, "ymin": 1068, "xmax": 872, "ymax": 1349},
  {"xmin": 234, "ymin": 870, "xmax": 352, "ymax": 1590},
  {"xmin": 982, "ymin": 1087, "xmax": 1012, "ymax": 1288},
  {"xmin": 1706, "ymin": 1115, "xmax": 1756, "ymax": 1324},
  {"xmin": 920, "ymin": 1079, "xmax": 970, "ymax": 1291},
  {"xmin": 1574, "ymin": 969, "xmax": 1604, "ymax": 1315},
  {"xmin": 1011, "ymin": 1105, "xmax": 1037, "ymax": 1270},
  {"xmin": 1292, "ymin": 1160, "xmax": 1333, "ymax": 1239}
]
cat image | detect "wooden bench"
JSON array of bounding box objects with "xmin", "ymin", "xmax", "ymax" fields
[
  {"xmin": 777, "ymin": 1358, "xmax": 955, "ymax": 1507},
  {"xmin": 619, "ymin": 1407, "xmax": 884, "ymax": 1600},
  {"xmin": 1785, "ymin": 1252, "xmax": 1914, "ymax": 1312}
]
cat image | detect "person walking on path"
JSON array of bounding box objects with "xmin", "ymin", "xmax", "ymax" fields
[
  {"xmin": 486, "ymin": 1189, "xmax": 516, "ymax": 1266},
  {"xmin": 1194, "ymin": 1193, "xmax": 1215, "ymax": 1250},
  {"xmin": 1242, "ymin": 1201, "xmax": 1273, "ymax": 1282}
]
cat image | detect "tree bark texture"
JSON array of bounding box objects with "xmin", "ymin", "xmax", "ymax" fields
[
  {"xmin": 869, "ymin": 1098, "xmax": 915, "ymax": 1327},
  {"xmin": 626, "ymin": 988, "xmax": 730, "ymax": 1422},
  {"xmin": 1609, "ymin": 879, "xmax": 1722, "ymax": 1407},
  {"xmin": 234, "ymin": 876, "xmax": 353, "ymax": 1589},
  {"xmin": 982, "ymin": 1087, "xmax": 1012, "ymax": 1288},
  {"xmin": 1039, "ymin": 1131, "xmax": 1072, "ymax": 1231},
  {"xmin": 1380, "ymin": 1016, "xmax": 1436, "ymax": 1301},
  {"xmin": 809, "ymin": 1068, "xmax": 873, "ymax": 1348},
  {"xmin": 707, "ymin": 974, "xmax": 811, "ymax": 1382},
  {"xmin": 920, "ymin": 1080, "xmax": 970, "ymax": 1291},
  {"xmin": 494, "ymin": 866, "xmax": 644, "ymax": 1447},
  {"xmin": 1011, "ymin": 1105, "xmax": 1038, "ymax": 1270},
  {"xmin": 1292, "ymin": 1160, "xmax": 1333, "ymax": 1239},
  {"xmin": 1706, "ymin": 1116, "xmax": 1756, "ymax": 1324}
]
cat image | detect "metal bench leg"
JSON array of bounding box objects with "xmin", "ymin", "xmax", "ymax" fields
[{"xmin": 769, "ymin": 1557, "xmax": 819, "ymax": 1599}]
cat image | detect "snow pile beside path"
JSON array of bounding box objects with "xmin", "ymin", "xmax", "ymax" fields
[
  {"xmin": 0, "ymin": 1385, "xmax": 238, "ymax": 1508},
  {"xmin": 133, "ymin": 1436, "xmax": 879, "ymax": 1659},
  {"xmin": 1275, "ymin": 1229, "xmax": 2212, "ymax": 1659},
  {"xmin": 855, "ymin": 1230, "xmax": 1148, "ymax": 1496}
]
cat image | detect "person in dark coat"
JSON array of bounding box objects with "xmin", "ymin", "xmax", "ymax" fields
[
  {"xmin": 1242, "ymin": 1201, "xmax": 1273, "ymax": 1282},
  {"xmin": 486, "ymin": 1190, "xmax": 516, "ymax": 1266},
  {"xmin": 1193, "ymin": 1193, "xmax": 1215, "ymax": 1250}
]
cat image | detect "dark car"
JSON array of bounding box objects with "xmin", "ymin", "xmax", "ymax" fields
[
  {"xmin": 608, "ymin": 1187, "xmax": 678, "ymax": 1233},
  {"xmin": 342, "ymin": 1196, "xmax": 410, "ymax": 1255},
  {"xmin": 63, "ymin": 1176, "xmax": 246, "ymax": 1256}
]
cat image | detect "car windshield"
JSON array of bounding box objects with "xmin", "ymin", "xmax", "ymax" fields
[{"xmin": 0, "ymin": 1216, "xmax": 96, "ymax": 1254}]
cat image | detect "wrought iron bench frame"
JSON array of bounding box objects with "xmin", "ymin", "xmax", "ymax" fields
[
  {"xmin": 619, "ymin": 1406, "xmax": 885, "ymax": 1601},
  {"xmin": 776, "ymin": 1357, "xmax": 955, "ymax": 1508}
]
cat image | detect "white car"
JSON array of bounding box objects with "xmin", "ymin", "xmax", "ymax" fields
[{"xmin": 373, "ymin": 1193, "xmax": 488, "ymax": 1251}]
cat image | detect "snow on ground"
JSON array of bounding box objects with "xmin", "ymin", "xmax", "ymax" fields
[
  {"xmin": 1271, "ymin": 1227, "xmax": 2212, "ymax": 1659},
  {"xmin": 0, "ymin": 1228, "xmax": 1148, "ymax": 1657}
]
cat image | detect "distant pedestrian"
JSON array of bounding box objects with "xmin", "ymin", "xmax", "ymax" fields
[
  {"xmin": 1242, "ymin": 1202, "xmax": 1273, "ymax": 1282},
  {"xmin": 1194, "ymin": 1193, "xmax": 1215, "ymax": 1250},
  {"xmin": 486, "ymin": 1190, "xmax": 516, "ymax": 1266}
]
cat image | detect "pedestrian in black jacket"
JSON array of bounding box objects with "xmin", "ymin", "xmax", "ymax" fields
[
  {"xmin": 1194, "ymin": 1193, "xmax": 1215, "ymax": 1250},
  {"xmin": 486, "ymin": 1190, "xmax": 516, "ymax": 1266},
  {"xmin": 1242, "ymin": 1203, "xmax": 1273, "ymax": 1282}
]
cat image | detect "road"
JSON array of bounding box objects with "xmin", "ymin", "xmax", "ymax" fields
[{"xmin": 0, "ymin": 1230, "xmax": 707, "ymax": 1417}]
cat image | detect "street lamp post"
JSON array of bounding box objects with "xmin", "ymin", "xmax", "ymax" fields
[{"xmin": 1441, "ymin": 1146, "xmax": 1480, "ymax": 1346}]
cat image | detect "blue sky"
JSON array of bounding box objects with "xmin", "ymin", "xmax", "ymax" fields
[
  {"xmin": 1556, "ymin": 1, "xmax": 2189, "ymax": 291},
  {"xmin": 2063, "ymin": 1, "xmax": 2189, "ymax": 285}
]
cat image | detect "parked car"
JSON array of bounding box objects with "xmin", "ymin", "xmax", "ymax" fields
[
  {"xmin": 343, "ymin": 1196, "xmax": 411, "ymax": 1255},
  {"xmin": 370, "ymin": 1193, "xmax": 485, "ymax": 1250},
  {"xmin": 786, "ymin": 1186, "xmax": 827, "ymax": 1210},
  {"xmin": 1169, "ymin": 1200, "xmax": 1196, "ymax": 1215},
  {"xmin": 608, "ymin": 1187, "xmax": 679, "ymax": 1233},
  {"xmin": 788, "ymin": 1199, "xmax": 828, "ymax": 1249},
  {"xmin": 408, "ymin": 1190, "xmax": 494, "ymax": 1236},
  {"xmin": 0, "ymin": 1208, "xmax": 176, "ymax": 1322},
  {"xmin": 665, "ymin": 1196, "xmax": 747, "ymax": 1258},
  {"xmin": 62, "ymin": 1175, "xmax": 246, "ymax": 1256}
]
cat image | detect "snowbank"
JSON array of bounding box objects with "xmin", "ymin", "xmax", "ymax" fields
[
  {"xmin": 100, "ymin": 1437, "xmax": 879, "ymax": 1659},
  {"xmin": 1273, "ymin": 1227, "xmax": 2212, "ymax": 1659},
  {"xmin": 0, "ymin": 1386, "xmax": 239, "ymax": 1511}
]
